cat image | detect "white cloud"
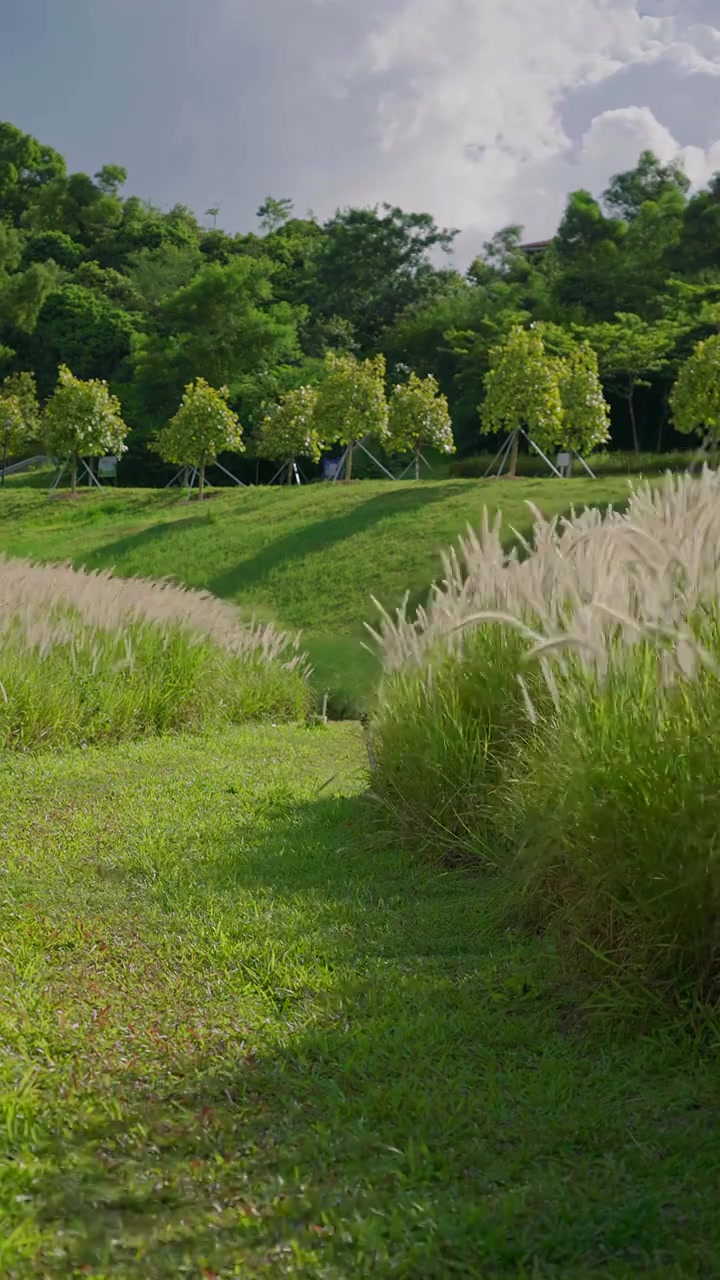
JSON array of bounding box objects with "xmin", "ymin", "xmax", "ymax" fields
[
  {"xmin": 577, "ymin": 106, "xmax": 720, "ymax": 186},
  {"xmin": 334, "ymin": 0, "xmax": 720, "ymax": 261},
  {"xmin": 129, "ymin": 0, "xmax": 720, "ymax": 252}
]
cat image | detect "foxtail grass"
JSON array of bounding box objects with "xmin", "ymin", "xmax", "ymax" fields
[
  {"xmin": 0, "ymin": 556, "xmax": 311, "ymax": 750},
  {"xmin": 368, "ymin": 469, "xmax": 720, "ymax": 1001}
]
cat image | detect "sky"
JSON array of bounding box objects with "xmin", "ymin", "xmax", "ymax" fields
[{"xmin": 1, "ymin": 0, "xmax": 719, "ymax": 265}]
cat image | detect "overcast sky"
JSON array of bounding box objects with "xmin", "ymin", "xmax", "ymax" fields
[{"xmin": 1, "ymin": 0, "xmax": 719, "ymax": 264}]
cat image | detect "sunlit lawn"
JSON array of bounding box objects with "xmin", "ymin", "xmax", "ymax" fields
[
  {"xmin": 0, "ymin": 475, "xmax": 634, "ymax": 712},
  {"xmin": 1, "ymin": 724, "xmax": 718, "ymax": 1277}
]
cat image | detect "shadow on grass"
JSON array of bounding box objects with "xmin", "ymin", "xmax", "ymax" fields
[
  {"xmin": 25, "ymin": 792, "xmax": 720, "ymax": 1278},
  {"xmin": 207, "ymin": 483, "xmax": 460, "ymax": 600},
  {"xmin": 79, "ymin": 512, "xmax": 213, "ymax": 573},
  {"xmin": 69, "ymin": 485, "xmax": 457, "ymax": 602}
]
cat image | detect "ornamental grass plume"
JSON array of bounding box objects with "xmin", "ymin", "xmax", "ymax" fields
[
  {"xmin": 368, "ymin": 467, "xmax": 720, "ymax": 684},
  {"xmin": 367, "ymin": 468, "xmax": 720, "ymax": 1000},
  {"xmin": 0, "ymin": 556, "xmax": 310, "ymax": 749}
]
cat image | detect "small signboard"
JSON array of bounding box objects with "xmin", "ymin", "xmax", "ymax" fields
[
  {"xmin": 556, "ymin": 451, "xmax": 572, "ymax": 477},
  {"xmin": 322, "ymin": 458, "xmax": 341, "ymax": 480},
  {"xmin": 98, "ymin": 456, "xmax": 118, "ymax": 480}
]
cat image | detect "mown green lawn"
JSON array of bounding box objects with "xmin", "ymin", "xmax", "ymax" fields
[
  {"xmin": 0, "ymin": 476, "xmax": 634, "ymax": 711},
  {"xmin": 1, "ymin": 724, "xmax": 718, "ymax": 1278}
]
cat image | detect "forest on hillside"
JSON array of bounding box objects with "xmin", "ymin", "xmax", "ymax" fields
[{"xmin": 0, "ymin": 119, "xmax": 719, "ymax": 483}]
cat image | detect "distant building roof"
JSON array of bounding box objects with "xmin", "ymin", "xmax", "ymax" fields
[{"xmin": 521, "ymin": 239, "xmax": 553, "ymax": 255}]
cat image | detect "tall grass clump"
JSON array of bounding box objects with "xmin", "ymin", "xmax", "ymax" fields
[
  {"xmin": 0, "ymin": 557, "xmax": 311, "ymax": 750},
  {"xmin": 366, "ymin": 621, "xmax": 550, "ymax": 865},
  {"xmin": 369, "ymin": 468, "xmax": 720, "ymax": 998}
]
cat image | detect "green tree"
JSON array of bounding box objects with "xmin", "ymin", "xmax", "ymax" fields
[
  {"xmin": 43, "ymin": 365, "xmax": 129, "ymax": 494},
  {"xmin": 0, "ymin": 393, "xmax": 26, "ymax": 482},
  {"xmin": 71, "ymin": 262, "xmax": 142, "ymax": 311},
  {"xmin": 387, "ymin": 372, "xmax": 455, "ymax": 478},
  {"xmin": 0, "ymin": 259, "xmax": 62, "ymax": 336},
  {"xmin": 94, "ymin": 165, "xmax": 127, "ymax": 196},
  {"xmin": 552, "ymin": 341, "xmax": 611, "ymax": 462},
  {"xmin": 106, "ymin": 196, "xmax": 201, "ymax": 268},
  {"xmin": 21, "ymin": 229, "xmax": 84, "ymax": 270},
  {"xmin": 311, "ymin": 205, "xmax": 457, "ymax": 353},
  {"xmin": 135, "ymin": 258, "xmax": 302, "ymax": 416},
  {"xmin": 603, "ymin": 150, "xmax": 690, "ymax": 222},
  {"xmin": 481, "ymin": 325, "xmax": 563, "ymax": 476},
  {"xmin": 0, "ymin": 121, "xmax": 66, "ymax": 223},
  {"xmin": 153, "ymin": 378, "xmax": 244, "ymax": 499},
  {"xmin": 468, "ymin": 225, "xmax": 528, "ymax": 282},
  {"xmin": 24, "ymin": 170, "xmax": 124, "ymax": 252},
  {"xmin": 384, "ymin": 274, "xmax": 528, "ymax": 454},
  {"xmin": 582, "ymin": 313, "xmax": 677, "ymax": 452},
  {"xmin": 260, "ymin": 217, "xmax": 324, "ymax": 316},
  {"xmin": 258, "ymin": 385, "xmax": 322, "ymax": 482},
  {"xmin": 313, "ymin": 352, "xmax": 388, "ymax": 480},
  {"xmin": 0, "ymin": 371, "xmax": 40, "ymax": 481},
  {"xmin": 675, "ymin": 174, "xmax": 720, "ymax": 276},
  {"xmin": 26, "ymin": 284, "xmax": 138, "ymax": 394},
  {"xmin": 257, "ymin": 197, "xmax": 294, "ymax": 234},
  {"xmin": 552, "ymin": 190, "xmax": 627, "ymax": 321},
  {"xmin": 127, "ymin": 242, "xmax": 203, "ymax": 310},
  {"xmin": 1, "ymin": 370, "xmax": 39, "ymax": 435},
  {"xmin": 670, "ymin": 334, "xmax": 720, "ymax": 448}
]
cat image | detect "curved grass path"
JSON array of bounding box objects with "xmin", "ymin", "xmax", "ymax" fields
[{"xmin": 1, "ymin": 723, "xmax": 718, "ymax": 1278}]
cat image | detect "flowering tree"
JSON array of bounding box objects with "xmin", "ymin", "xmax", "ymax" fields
[
  {"xmin": 154, "ymin": 378, "xmax": 244, "ymax": 500},
  {"xmin": 553, "ymin": 341, "xmax": 611, "ymax": 463},
  {"xmin": 670, "ymin": 334, "xmax": 720, "ymax": 449},
  {"xmin": 387, "ymin": 373, "xmax": 455, "ymax": 478},
  {"xmin": 313, "ymin": 352, "xmax": 388, "ymax": 480},
  {"xmin": 0, "ymin": 395, "xmax": 25, "ymax": 485},
  {"xmin": 257, "ymin": 385, "xmax": 322, "ymax": 483},
  {"xmin": 481, "ymin": 325, "xmax": 563, "ymax": 476},
  {"xmin": 0, "ymin": 372, "xmax": 39, "ymax": 483},
  {"xmin": 43, "ymin": 365, "xmax": 129, "ymax": 494}
]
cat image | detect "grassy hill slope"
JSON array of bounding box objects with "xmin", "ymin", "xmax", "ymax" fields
[{"xmin": 0, "ymin": 477, "xmax": 634, "ymax": 709}]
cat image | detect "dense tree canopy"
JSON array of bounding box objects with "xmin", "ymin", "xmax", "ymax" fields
[{"xmin": 0, "ymin": 117, "xmax": 718, "ymax": 482}]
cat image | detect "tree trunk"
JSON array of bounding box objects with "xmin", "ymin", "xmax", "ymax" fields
[
  {"xmin": 182, "ymin": 466, "xmax": 189, "ymax": 489},
  {"xmin": 71, "ymin": 453, "xmax": 78, "ymax": 495},
  {"xmin": 287, "ymin": 455, "xmax": 294, "ymax": 484},
  {"xmin": 198, "ymin": 460, "xmax": 206, "ymax": 500},
  {"xmin": 627, "ymin": 385, "xmax": 640, "ymax": 453},
  {"xmin": 345, "ymin": 442, "xmax": 354, "ymax": 481},
  {"xmin": 508, "ymin": 431, "xmax": 519, "ymax": 478},
  {"xmin": 414, "ymin": 449, "xmax": 421, "ymax": 481}
]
